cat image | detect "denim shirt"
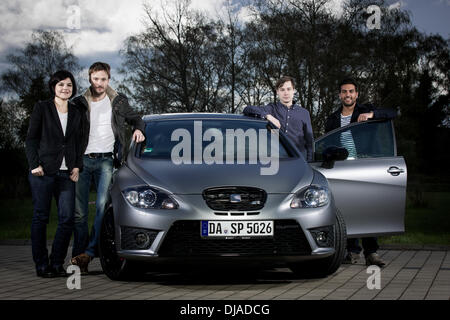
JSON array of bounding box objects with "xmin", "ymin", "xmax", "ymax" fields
[{"xmin": 243, "ymin": 102, "xmax": 314, "ymax": 161}]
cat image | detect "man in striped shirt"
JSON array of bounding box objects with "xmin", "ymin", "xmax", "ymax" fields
[{"xmin": 325, "ymin": 78, "xmax": 397, "ymax": 267}]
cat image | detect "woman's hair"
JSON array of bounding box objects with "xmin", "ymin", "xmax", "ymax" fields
[{"xmin": 48, "ymin": 70, "xmax": 77, "ymax": 98}]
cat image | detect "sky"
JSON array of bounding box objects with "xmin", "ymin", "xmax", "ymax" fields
[{"xmin": 0, "ymin": 0, "xmax": 448, "ymax": 91}]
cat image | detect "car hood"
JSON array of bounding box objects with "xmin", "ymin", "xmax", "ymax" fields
[{"xmin": 126, "ymin": 156, "xmax": 314, "ymax": 194}]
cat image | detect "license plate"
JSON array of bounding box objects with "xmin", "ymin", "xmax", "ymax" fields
[{"xmin": 201, "ymin": 220, "xmax": 274, "ymax": 238}]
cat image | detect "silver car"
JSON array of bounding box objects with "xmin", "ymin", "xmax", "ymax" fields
[{"xmin": 99, "ymin": 113, "xmax": 407, "ymax": 280}]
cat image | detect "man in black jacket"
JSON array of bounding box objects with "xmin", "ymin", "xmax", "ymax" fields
[
  {"xmin": 325, "ymin": 80, "xmax": 397, "ymax": 133},
  {"xmin": 70, "ymin": 62, "xmax": 145, "ymax": 273},
  {"xmin": 325, "ymin": 78, "xmax": 397, "ymax": 267}
]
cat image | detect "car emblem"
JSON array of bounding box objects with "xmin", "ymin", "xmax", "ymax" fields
[{"xmin": 230, "ymin": 194, "xmax": 241, "ymax": 203}]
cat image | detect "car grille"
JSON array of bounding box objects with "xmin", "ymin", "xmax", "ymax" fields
[
  {"xmin": 202, "ymin": 186, "xmax": 267, "ymax": 211},
  {"xmin": 214, "ymin": 212, "xmax": 260, "ymax": 216},
  {"xmin": 158, "ymin": 220, "xmax": 311, "ymax": 257}
]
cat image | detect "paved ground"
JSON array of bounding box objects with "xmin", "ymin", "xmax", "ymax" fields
[{"xmin": 0, "ymin": 245, "xmax": 449, "ymax": 300}]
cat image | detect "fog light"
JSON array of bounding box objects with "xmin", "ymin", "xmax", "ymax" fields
[
  {"xmin": 310, "ymin": 226, "xmax": 333, "ymax": 247},
  {"xmin": 122, "ymin": 227, "xmax": 158, "ymax": 250},
  {"xmin": 316, "ymin": 231, "xmax": 327, "ymax": 243},
  {"xmin": 135, "ymin": 232, "xmax": 151, "ymax": 249}
]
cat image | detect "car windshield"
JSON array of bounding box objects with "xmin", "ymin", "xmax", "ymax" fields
[{"xmin": 138, "ymin": 119, "xmax": 295, "ymax": 161}]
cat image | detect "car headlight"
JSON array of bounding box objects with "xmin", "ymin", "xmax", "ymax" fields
[
  {"xmin": 290, "ymin": 186, "xmax": 330, "ymax": 208},
  {"xmin": 122, "ymin": 186, "xmax": 178, "ymax": 210}
]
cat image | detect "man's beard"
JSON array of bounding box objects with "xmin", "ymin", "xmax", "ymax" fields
[
  {"xmin": 342, "ymin": 98, "xmax": 355, "ymax": 107},
  {"xmin": 92, "ymin": 86, "xmax": 105, "ymax": 96}
]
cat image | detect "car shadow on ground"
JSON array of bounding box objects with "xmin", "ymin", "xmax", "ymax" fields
[{"xmin": 113, "ymin": 266, "xmax": 328, "ymax": 285}]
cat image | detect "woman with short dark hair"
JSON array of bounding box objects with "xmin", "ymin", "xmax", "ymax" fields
[{"xmin": 25, "ymin": 70, "xmax": 83, "ymax": 278}]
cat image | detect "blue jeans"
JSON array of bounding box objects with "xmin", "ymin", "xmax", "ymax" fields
[
  {"xmin": 72, "ymin": 155, "xmax": 113, "ymax": 258},
  {"xmin": 29, "ymin": 171, "xmax": 75, "ymax": 271}
]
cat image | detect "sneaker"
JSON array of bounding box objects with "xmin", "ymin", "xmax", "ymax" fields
[
  {"xmin": 343, "ymin": 252, "xmax": 360, "ymax": 264},
  {"xmin": 365, "ymin": 253, "xmax": 386, "ymax": 267},
  {"xmin": 71, "ymin": 253, "xmax": 92, "ymax": 275}
]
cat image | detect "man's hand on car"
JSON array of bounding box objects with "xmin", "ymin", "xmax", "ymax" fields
[
  {"xmin": 132, "ymin": 129, "xmax": 145, "ymax": 143},
  {"xmin": 266, "ymin": 114, "xmax": 281, "ymax": 129},
  {"xmin": 357, "ymin": 112, "xmax": 374, "ymax": 122}
]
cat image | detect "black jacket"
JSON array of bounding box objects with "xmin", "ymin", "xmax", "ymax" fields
[
  {"xmin": 325, "ymin": 103, "xmax": 397, "ymax": 133},
  {"xmin": 25, "ymin": 99, "xmax": 83, "ymax": 175},
  {"xmin": 73, "ymin": 86, "xmax": 145, "ymax": 166}
]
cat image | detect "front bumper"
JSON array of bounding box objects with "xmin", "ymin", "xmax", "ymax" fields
[{"xmin": 110, "ymin": 186, "xmax": 337, "ymax": 264}]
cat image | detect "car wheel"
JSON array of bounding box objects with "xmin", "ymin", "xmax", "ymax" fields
[
  {"xmin": 99, "ymin": 205, "xmax": 145, "ymax": 280},
  {"xmin": 289, "ymin": 208, "xmax": 347, "ymax": 278}
]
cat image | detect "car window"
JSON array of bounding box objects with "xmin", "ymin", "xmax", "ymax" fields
[
  {"xmin": 314, "ymin": 120, "xmax": 395, "ymax": 161},
  {"xmin": 138, "ymin": 119, "xmax": 295, "ymax": 161}
]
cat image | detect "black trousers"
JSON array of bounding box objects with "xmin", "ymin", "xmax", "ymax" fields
[
  {"xmin": 29, "ymin": 171, "xmax": 75, "ymax": 271},
  {"xmin": 347, "ymin": 237, "xmax": 379, "ymax": 257}
]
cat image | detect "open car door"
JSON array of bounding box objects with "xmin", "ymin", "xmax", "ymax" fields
[{"xmin": 311, "ymin": 120, "xmax": 407, "ymax": 238}]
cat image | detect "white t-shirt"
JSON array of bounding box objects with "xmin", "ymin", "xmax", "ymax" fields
[
  {"xmin": 57, "ymin": 109, "xmax": 68, "ymax": 170},
  {"xmin": 85, "ymin": 95, "xmax": 115, "ymax": 154}
]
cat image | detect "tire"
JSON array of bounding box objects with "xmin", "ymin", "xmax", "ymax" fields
[
  {"xmin": 289, "ymin": 208, "xmax": 347, "ymax": 278},
  {"xmin": 98, "ymin": 206, "xmax": 146, "ymax": 281}
]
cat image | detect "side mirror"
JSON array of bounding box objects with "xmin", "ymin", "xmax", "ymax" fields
[{"xmin": 321, "ymin": 146, "xmax": 348, "ymax": 169}]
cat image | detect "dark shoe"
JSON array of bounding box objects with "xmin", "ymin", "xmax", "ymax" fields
[
  {"xmin": 343, "ymin": 252, "xmax": 360, "ymax": 264},
  {"xmin": 365, "ymin": 253, "xmax": 386, "ymax": 267},
  {"xmin": 51, "ymin": 265, "xmax": 69, "ymax": 277},
  {"xmin": 36, "ymin": 266, "xmax": 56, "ymax": 278},
  {"xmin": 71, "ymin": 253, "xmax": 92, "ymax": 275}
]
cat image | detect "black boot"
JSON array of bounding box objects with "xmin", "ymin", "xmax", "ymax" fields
[{"xmin": 36, "ymin": 266, "xmax": 56, "ymax": 278}]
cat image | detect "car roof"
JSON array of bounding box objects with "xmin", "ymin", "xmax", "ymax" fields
[{"xmin": 142, "ymin": 113, "xmax": 266, "ymax": 122}]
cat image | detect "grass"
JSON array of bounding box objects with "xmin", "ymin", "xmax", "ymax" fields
[
  {"xmin": 0, "ymin": 191, "xmax": 449, "ymax": 245},
  {"xmin": 379, "ymin": 191, "xmax": 450, "ymax": 245},
  {"xmin": 0, "ymin": 193, "xmax": 96, "ymax": 240}
]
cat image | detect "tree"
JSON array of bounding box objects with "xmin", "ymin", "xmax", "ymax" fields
[
  {"xmin": 216, "ymin": 1, "xmax": 252, "ymax": 113},
  {"xmin": 0, "ymin": 100, "xmax": 22, "ymax": 150},
  {"xmin": 0, "ymin": 30, "xmax": 81, "ymax": 198},
  {"xmin": 1, "ymin": 30, "xmax": 81, "ymax": 142},
  {"xmin": 243, "ymin": 0, "xmax": 349, "ymax": 134},
  {"xmin": 121, "ymin": 0, "xmax": 229, "ymax": 114},
  {"xmin": 1, "ymin": 30, "xmax": 81, "ymax": 98}
]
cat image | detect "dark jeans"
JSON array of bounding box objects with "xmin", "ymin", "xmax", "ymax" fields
[
  {"xmin": 347, "ymin": 237, "xmax": 379, "ymax": 257},
  {"xmin": 72, "ymin": 156, "xmax": 113, "ymax": 258},
  {"xmin": 29, "ymin": 171, "xmax": 75, "ymax": 271}
]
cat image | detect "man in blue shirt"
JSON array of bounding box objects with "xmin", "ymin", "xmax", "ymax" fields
[{"xmin": 243, "ymin": 76, "xmax": 314, "ymax": 161}]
